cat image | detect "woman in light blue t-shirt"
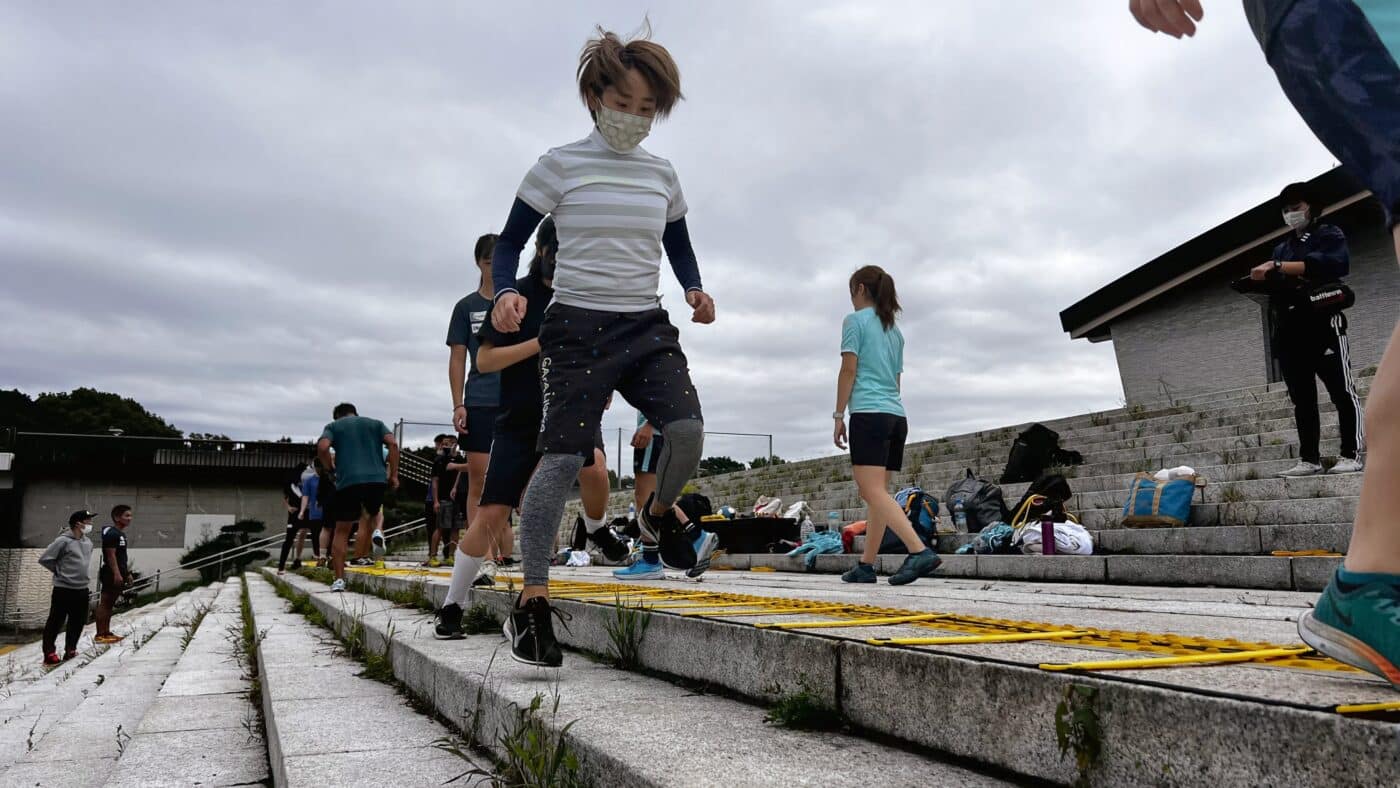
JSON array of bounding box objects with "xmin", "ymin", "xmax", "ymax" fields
[{"xmin": 833, "ymin": 266, "xmax": 940, "ymax": 586}]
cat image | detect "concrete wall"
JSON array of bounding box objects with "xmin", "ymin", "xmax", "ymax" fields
[
  {"xmin": 1112, "ymin": 224, "xmax": 1399, "ymax": 404},
  {"xmin": 1, "ymin": 479, "xmax": 286, "ymax": 628}
]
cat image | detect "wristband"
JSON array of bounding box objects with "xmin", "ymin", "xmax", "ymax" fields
[{"xmin": 454, "ymin": 404, "xmax": 466, "ymax": 411}]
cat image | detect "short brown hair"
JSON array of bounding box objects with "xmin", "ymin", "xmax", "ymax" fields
[{"xmin": 577, "ymin": 24, "xmax": 683, "ymax": 119}]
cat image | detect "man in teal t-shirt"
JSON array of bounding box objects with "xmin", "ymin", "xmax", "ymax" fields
[{"xmin": 317, "ymin": 402, "xmax": 399, "ymax": 591}]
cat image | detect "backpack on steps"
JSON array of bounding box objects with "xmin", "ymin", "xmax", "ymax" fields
[
  {"xmin": 1009, "ymin": 474, "xmax": 1076, "ymax": 527},
  {"xmin": 880, "ymin": 487, "xmax": 939, "ymax": 553},
  {"xmin": 1000, "ymin": 424, "xmax": 1061, "ymax": 484},
  {"xmin": 945, "ymin": 469, "xmax": 1010, "ymax": 534}
]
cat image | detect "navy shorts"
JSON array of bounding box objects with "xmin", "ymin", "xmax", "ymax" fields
[
  {"xmin": 330, "ymin": 483, "xmax": 386, "ymax": 523},
  {"xmin": 1269, "ymin": 0, "xmax": 1400, "ymax": 225},
  {"xmin": 633, "ymin": 433, "xmax": 666, "ymax": 475},
  {"xmin": 459, "ymin": 405, "xmax": 500, "ymax": 454},
  {"xmin": 537, "ymin": 305, "xmax": 703, "ymax": 457},
  {"xmin": 849, "ymin": 413, "xmax": 908, "ymax": 471},
  {"xmin": 481, "ymin": 416, "xmax": 605, "ymax": 509}
]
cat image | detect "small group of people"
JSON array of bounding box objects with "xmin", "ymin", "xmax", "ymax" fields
[{"xmin": 36, "ymin": 505, "xmax": 133, "ymax": 665}]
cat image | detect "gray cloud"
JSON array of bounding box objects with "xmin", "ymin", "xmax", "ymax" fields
[{"xmin": 1, "ymin": 2, "xmax": 1338, "ymax": 465}]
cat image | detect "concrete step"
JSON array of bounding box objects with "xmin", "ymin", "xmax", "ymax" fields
[
  {"xmin": 716, "ymin": 551, "xmax": 1341, "ymax": 591},
  {"xmin": 0, "ymin": 594, "xmax": 182, "ymax": 692},
  {"xmin": 265, "ymin": 568, "xmax": 1017, "ymax": 787},
  {"xmin": 102, "ymin": 579, "xmax": 269, "ymax": 787},
  {"xmin": 244, "ymin": 574, "xmax": 484, "ymax": 786},
  {"xmin": 0, "ymin": 586, "xmax": 221, "ymax": 786},
  {"xmin": 847, "ymin": 522, "xmax": 1351, "ymax": 557},
  {"xmin": 351, "ymin": 563, "xmax": 1399, "ymax": 787}
]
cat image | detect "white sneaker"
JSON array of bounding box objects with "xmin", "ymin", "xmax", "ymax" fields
[
  {"xmin": 1278, "ymin": 461, "xmax": 1324, "ymax": 478},
  {"xmin": 330, "ymin": 579, "xmax": 346, "ymax": 592},
  {"xmin": 1328, "ymin": 457, "xmax": 1364, "ymax": 474},
  {"xmin": 371, "ymin": 530, "xmax": 386, "ymax": 558}
]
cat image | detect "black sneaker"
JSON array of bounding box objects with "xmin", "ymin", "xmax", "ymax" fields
[
  {"xmin": 587, "ymin": 526, "xmax": 630, "ymax": 563},
  {"xmin": 503, "ymin": 596, "xmax": 569, "ymax": 667},
  {"xmin": 435, "ymin": 603, "xmax": 465, "ymax": 640},
  {"xmin": 637, "ymin": 495, "xmax": 696, "ymax": 570},
  {"xmin": 291, "ymin": 560, "xmax": 303, "ymax": 569},
  {"xmin": 472, "ymin": 573, "xmax": 495, "ymax": 588}
]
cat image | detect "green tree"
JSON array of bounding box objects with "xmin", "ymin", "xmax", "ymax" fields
[
  {"xmin": 177, "ymin": 519, "xmax": 269, "ymax": 581},
  {"xmin": 750, "ymin": 456, "xmax": 787, "ymax": 469},
  {"xmin": 698, "ymin": 456, "xmax": 745, "ymax": 477},
  {"xmin": 0, "ymin": 387, "xmax": 181, "ymax": 436}
]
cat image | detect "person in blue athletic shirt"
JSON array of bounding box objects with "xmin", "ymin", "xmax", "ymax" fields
[
  {"xmin": 1130, "ymin": 0, "xmax": 1400, "ymax": 687},
  {"xmin": 833, "ymin": 266, "xmax": 939, "ymax": 586}
]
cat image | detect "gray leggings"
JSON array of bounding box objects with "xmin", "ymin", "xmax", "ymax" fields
[{"xmin": 519, "ymin": 419, "xmax": 704, "ymax": 585}]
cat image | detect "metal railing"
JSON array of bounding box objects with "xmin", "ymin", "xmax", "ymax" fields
[{"xmin": 3, "ymin": 517, "xmax": 434, "ymax": 630}]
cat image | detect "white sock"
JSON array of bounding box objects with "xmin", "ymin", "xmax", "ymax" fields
[
  {"xmin": 583, "ymin": 513, "xmax": 607, "ymax": 533},
  {"xmin": 445, "ymin": 546, "xmax": 484, "ymax": 608}
]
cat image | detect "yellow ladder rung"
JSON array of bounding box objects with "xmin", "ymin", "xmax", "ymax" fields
[
  {"xmin": 1040, "ymin": 646, "xmax": 1312, "ymax": 672},
  {"xmin": 869, "ymin": 630, "xmax": 1088, "ymax": 646},
  {"xmin": 1336, "ymin": 700, "xmax": 1400, "ymax": 715},
  {"xmin": 756, "ymin": 613, "xmax": 949, "ymax": 630},
  {"xmin": 681, "ymin": 605, "xmax": 851, "ymax": 618}
]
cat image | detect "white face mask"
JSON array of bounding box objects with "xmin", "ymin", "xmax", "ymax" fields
[
  {"xmin": 595, "ymin": 105, "xmax": 652, "ymax": 152},
  {"xmin": 1283, "ymin": 209, "xmax": 1309, "ymax": 231}
]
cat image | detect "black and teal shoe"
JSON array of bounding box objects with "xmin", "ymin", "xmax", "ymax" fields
[{"xmin": 1299, "ymin": 570, "xmax": 1400, "ymax": 688}]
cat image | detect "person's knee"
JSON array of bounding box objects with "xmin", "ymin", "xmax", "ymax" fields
[{"xmin": 663, "ymin": 418, "xmax": 703, "ymax": 447}]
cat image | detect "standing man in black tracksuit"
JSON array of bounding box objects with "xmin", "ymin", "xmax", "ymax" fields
[{"xmin": 1249, "ymin": 182, "xmax": 1366, "ymax": 478}]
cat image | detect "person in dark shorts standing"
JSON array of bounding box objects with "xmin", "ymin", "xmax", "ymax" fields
[
  {"xmin": 448, "ymin": 233, "xmax": 503, "ymax": 537},
  {"xmin": 834, "ymin": 266, "xmax": 937, "ymax": 586},
  {"xmin": 37, "ymin": 510, "xmax": 95, "ymax": 665},
  {"xmin": 1128, "ymin": 0, "xmax": 1400, "ymax": 689},
  {"xmin": 94, "ymin": 504, "xmax": 133, "ymax": 643},
  {"xmin": 427, "ymin": 434, "xmax": 467, "ymax": 567},
  {"xmin": 435, "ymin": 216, "xmax": 625, "ymax": 640},
  {"xmin": 318, "ymin": 403, "xmax": 399, "ymax": 592}
]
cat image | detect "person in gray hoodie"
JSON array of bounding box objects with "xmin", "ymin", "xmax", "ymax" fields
[{"xmin": 37, "ymin": 510, "xmax": 95, "ymax": 665}]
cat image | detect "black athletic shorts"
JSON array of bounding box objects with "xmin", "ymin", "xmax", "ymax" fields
[
  {"xmin": 481, "ymin": 416, "xmax": 605, "ymax": 509},
  {"xmin": 460, "ymin": 405, "xmax": 500, "ymax": 454},
  {"xmin": 538, "ymin": 304, "xmax": 702, "ymax": 457},
  {"xmin": 633, "ymin": 433, "xmax": 665, "ymax": 475},
  {"xmin": 330, "ymin": 482, "xmax": 387, "ymax": 523},
  {"xmin": 849, "ymin": 413, "xmax": 908, "ymax": 471}
]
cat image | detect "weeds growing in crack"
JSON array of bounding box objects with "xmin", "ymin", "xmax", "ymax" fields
[
  {"xmin": 764, "ymin": 679, "xmax": 843, "ymax": 731},
  {"xmin": 605, "ymin": 595, "xmax": 651, "ymax": 671},
  {"xmin": 461, "ymin": 604, "xmax": 499, "ymax": 635},
  {"xmin": 180, "ymin": 602, "xmax": 212, "ymax": 651}
]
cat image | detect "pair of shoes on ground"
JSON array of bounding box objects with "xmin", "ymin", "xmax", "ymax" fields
[
  {"xmin": 1278, "ymin": 458, "xmax": 1364, "ymax": 477},
  {"xmin": 436, "ymin": 594, "xmax": 571, "ymax": 668},
  {"xmin": 841, "ymin": 550, "xmax": 942, "ymax": 586},
  {"xmin": 612, "ymin": 529, "xmax": 719, "ymax": 580}
]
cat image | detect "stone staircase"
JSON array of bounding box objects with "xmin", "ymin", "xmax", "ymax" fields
[
  {"xmin": 274, "ymin": 563, "xmax": 1400, "ymax": 787},
  {"xmin": 559, "ymin": 372, "xmax": 1374, "ymax": 590}
]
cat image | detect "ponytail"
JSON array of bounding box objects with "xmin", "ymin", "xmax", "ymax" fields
[{"xmin": 849, "ymin": 265, "xmax": 900, "ymax": 331}]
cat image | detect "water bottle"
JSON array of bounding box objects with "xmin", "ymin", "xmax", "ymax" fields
[
  {"xmin": 953, "ymin": 498, "xmax": 968, "ymax": 533},
  {"xmin": 628, "ymin": 502, "xmax": 637, "ymax": 522},
  {"xmin": 826, "ymin": 511, "xmax": 841, "ymax": 533},
  {"xmin": 800, "ymin": 517, "xmax": 815, "ymax": 541},
  {"xmin": 1040, "ymin": 512, "xmax": 1057, "ymax": 556}
]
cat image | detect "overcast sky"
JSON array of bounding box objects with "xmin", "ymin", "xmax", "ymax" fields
[{"xmin": 1, "ymin": 2, "xmax": 1339, "ymax": 462}]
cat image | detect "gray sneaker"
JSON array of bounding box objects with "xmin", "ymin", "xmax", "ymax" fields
[
  {"xmin": 889, "ymin": 550, "xmax": 942, "ymax": 586},
  {"xmin": 1328, "ymin": 457, "xmax": 1364, "ymax": 474},
  {"xmin": 1277, "ymin": 461, "xmax": 1324, "ymax": 478},
  {"xmin": 841, "ymin": 562, "xmax": 877, "ymax": 583}
]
